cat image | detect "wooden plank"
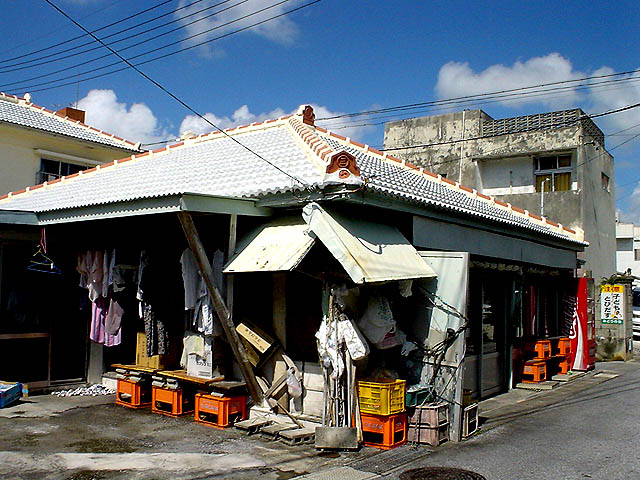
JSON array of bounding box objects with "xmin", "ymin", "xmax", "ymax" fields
[
  {"xmin": 156, "ymin": 369, "xmax": 224, "ymax": 386},
  {"xmin": 177, "ymin": 211, "xmax": 262, "ymax": 404},
  {"xmin": 110, "ymin": 364, "xmax": 158, "ymax": 374}
]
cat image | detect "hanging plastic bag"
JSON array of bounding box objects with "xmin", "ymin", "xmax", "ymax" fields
[
  {"xmin": 287, "ymin": 368, "xmax": 302, "ymax": 398},
  {"xmin": 358, "ymin": 296, "xmax": 395, "ymax": 344}
]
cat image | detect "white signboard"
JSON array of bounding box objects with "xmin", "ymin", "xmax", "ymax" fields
[{"xmin": 601, "ymin": 284, "xmax": 624, "ymax": 325}]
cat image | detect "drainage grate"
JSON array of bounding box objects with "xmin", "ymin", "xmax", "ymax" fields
[
  {"xmin": 348, "ymin": 445, "xmax": 432, "ymax": 474},
  {"xmin": 399, "ymin": 467, "xmax": 486, "ymax": 480}
]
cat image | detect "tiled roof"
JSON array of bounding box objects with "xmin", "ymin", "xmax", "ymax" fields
[
  {"xmin": 0, "ymin": 107, "xmax": 583, "ymax": 245},
  {"xmin": 0, "ymin": 93, "xmax": 140, "ymax": 151}
]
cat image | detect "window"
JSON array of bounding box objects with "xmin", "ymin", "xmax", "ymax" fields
[
  {"xmin": 635, "ymin": 249, "xmax": 640, "ymax": 261},
  {"xmin": 534, "ymin": 154, "xmax": 572, "ymax": 192},
  {"xmin": 602, "ymin": 172, "xmax": 610, "ymax": 192},
  {"xmin": 36, "ymin": 159, "xmax": 86, "ymax": 184}
]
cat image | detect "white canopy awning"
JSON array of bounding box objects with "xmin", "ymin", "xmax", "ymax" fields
[
  {"xmin": 225, "ymin": 204, "xmax": 436, "ymax": 283},
  {"xmin": 224, "ymin": 218, "xmax": 316, "ymax": 273},
  {"xmin": 302, "ymin": 203, "xmax": 436, "ymax": 284}
]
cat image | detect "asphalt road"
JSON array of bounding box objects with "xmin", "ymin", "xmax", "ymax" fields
[
  {"xmin": 2, "ymin": 358, "xmax": 639, "ymax": 480},
  {"xmin": 384, "ymin": 362, "xmax": 640, "ymax": 480}
]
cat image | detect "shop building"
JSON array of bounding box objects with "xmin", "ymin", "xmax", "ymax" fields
[{"xmin": 0, "ymin": 107, "xmax": 586, "ymax": 441}]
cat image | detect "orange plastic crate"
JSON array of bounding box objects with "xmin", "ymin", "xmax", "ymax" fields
[
  {"xmin": 556, "ymin": 337, "xmax": 571, "ymax": 356},
  {"xmin": 558, "ymin": 356, "xmax": 570, "ymax": 374},
  {"xmin": 533, "ymin": 340, "xmax": 552, "ymax": 359},
  {"xmin": 360, "ymin": 412, "xmax": 407, "ymax": 450},
  {"xmin": 152, "ymin": 386, "xmax": 194, "ymax": 417},
  {"xmin": 522, "ymin": 360, "xmax": 546, "ymax": 383},
  {"xmin": 195, "ymin": 394, "xmax": 248, "ymax": 429},
  {"xmin": 116, "ymin": 379, "xmax": 151, "ymax": 409}
]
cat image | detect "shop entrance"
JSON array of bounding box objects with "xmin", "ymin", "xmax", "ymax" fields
[
  {"xmin": 464, "ymin": 271, "xmax": 511, "ymax": 399},
  {"xmin": 0, "ymin": 242, "xmax": 88, "ymax": 390}
]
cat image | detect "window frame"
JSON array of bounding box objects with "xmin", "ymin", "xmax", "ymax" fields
[
  {"xmin": 534, "ymin": 153, "xmax": 573, "ymax": 192},
  {"xmin": 36, "ymin": 158, "xmax": 87, "ymax": 184}
]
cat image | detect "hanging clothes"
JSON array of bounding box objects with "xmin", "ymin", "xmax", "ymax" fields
[
  {"xmin": 138, "ymin": 250, "xmax": 169, "ymax": 356},
  {"xmin": 105, "ymin": 298, "xmax": 124, "ymax": 336},
  {"xmin": 181, "ymin": 249, "xmax": 200, "ymax": 310},
  {"xmin": 143, "ymin": 302, "xmax": 167, "ymax": 356},
  {"xmin": 181, "ymin": 248, "xmax": 224, "ymax": 336},
  {"xmin": 90, "ymin": 296, "xmax": 122, "ymax": 347}
]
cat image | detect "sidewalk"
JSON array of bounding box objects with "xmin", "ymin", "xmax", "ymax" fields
[
  {"xmin": 297, "ymin": 360, "xmax": 638, "ymax": 480},
  {"xmin": 0, "ymin": 360, "xmax": 635, "ymax": 479}
]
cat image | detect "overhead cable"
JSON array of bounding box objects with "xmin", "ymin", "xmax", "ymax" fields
[
  {"xmin": 0, "ymin": 0, "xmax": 180, "ymax": 64},
  {"xmin": 0, "ymin": 0, "xmax": 235, "ymax": 73},
  {"xmin": 43, "ymin": 0, "xmax": 320, "ymax": 187},
  {"xmin": 4, "ymin": 0, "xmax": 296, "ymax": 92}
]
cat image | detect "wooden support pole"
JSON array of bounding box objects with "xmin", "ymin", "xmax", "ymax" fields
[{"xmin": 177, "ymin": 211, "xmax": 262, "ymax": 404}]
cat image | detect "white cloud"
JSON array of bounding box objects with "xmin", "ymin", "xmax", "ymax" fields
[
  {"xmin": 175, "ymin": 0, "xmax": 301, "ymax": 57},
  {"xmin": 436, "ymin": 53, "xmax": 585, "ymax": 109},
  {"xmin": 586, "ymin": 66, "xmax": 640, "ymax": 133},
  {"xmin": 435, "ymin": 54, "xmax": 640, "ymax": 133},
  {"xmin": 76, "ymin": 89, "xmax": 169, "ymax": 144},
  {"xmin": 179, "ymin": 103, "xmax": 374, "ymax": 140}
]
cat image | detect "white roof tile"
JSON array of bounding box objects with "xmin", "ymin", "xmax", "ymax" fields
[
  {"xmin": 0, "ymin": 94, "xmax": 140, "ymax": 151},
  {"xmin": 0, "ymin": 111, "xmax": 583, "ymax": 245}
]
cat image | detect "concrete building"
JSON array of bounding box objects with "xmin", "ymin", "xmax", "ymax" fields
[
  {"xmin": 0, "ymin": 92, "xmax": 142, "ymax": 195},
  {"xmin": 383, "ymin": 108, "xmax": 616, "ymax": 282},
  {"xmin": 616, "ymin": 221, "xmax": 640, "ymax": 283}
]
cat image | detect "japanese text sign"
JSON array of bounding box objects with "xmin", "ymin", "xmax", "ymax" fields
[{"xmin": 601, "ymin": 284, "xmax": 624, "ymax": 324}]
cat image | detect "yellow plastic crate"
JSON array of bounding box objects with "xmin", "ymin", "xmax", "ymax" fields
[{"xmin": 358, "ymin": 379, "xmax": 406, "ymax": 415}]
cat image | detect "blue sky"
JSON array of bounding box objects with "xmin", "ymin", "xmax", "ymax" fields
[{"xmin": 2, "ymin": 0, "xmax": 639, "ymax": 220}]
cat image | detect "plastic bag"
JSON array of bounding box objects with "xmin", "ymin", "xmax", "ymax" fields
[
  {"xmin": 287, "ymin": 368, "xmax": 302, "ymax": 398},
  {"xmin": 358, "ymin": 296, "xmax": 395, "ymax": 344}
]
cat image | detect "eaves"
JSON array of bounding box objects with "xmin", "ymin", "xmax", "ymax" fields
[{"xmin": 30, "ymin": 193, "xmax": 272, "ymax": 225}]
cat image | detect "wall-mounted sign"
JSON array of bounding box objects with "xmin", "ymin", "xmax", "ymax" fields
[{"xmin": 601, "ymin": 284, "xmax": 624, "ymax": 324}]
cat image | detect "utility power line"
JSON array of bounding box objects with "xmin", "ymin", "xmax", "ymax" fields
[
  {"xmin": 379, "ymin": 102, "xmax": 640, "ymax": 153},
  {"xmin": 324, "ymin": 78, "xmax": 640, "ymax": 134},
  {"xmin": 0, "ymin": 0, "xmax": 128, "ymax": 58},
  {"xmin": 317, "ymin": 68, "xmax": 640, "ymax": 122},
  {"xmin": 0, "ymin": 0, "xmax": 180, "ymax": 64},
  {"xmin": 0, "ymin": 0, "xmax": 232, "ymax": 72},
  {"xmin": 4, "ymin": 0, "xmax": 296, "ymax": 93},
  {"xmin": 0, "ymin": 0, "xmax": 251, "ymax": 89},
  {"xmin": 43, "ymin": 0, "xmax": 321, "ymax": 187}
]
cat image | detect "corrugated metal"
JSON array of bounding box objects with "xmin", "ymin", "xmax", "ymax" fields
[
  {"xmin": 224, "ymin": 218, "xmax": 316, "ymax": 273},
  {"xmin": 302, "ymin": 203, "xmax": 436, "ymax": 284}
]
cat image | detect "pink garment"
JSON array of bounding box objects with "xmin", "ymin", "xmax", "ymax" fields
[
  {"xmin": 90, "ymin": 296, "xmax": 121, "ymax": 347},
  {"xmin": 87, "ymin": 251, "xmax": 104, "ymax": 302}
]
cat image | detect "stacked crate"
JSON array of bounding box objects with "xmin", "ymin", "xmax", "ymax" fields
[
  {"xmin": 357, "ymin": 379, "xmax": 407, "ymax": 450},
  {"xmin": 407, "ymin": 402, "xmax": 449, "ymax": 446},
  {"xmin": 552, "ymin": 337, "xmax": 572, "ymax": 375},
  {"xmin": 194, "ymin": 393, "xmax": 248, "ymax": 429},
  {"xmin": 151, "ymin": 374, "xmax": 194, "ymax": 417},
  {"xmin": 521, "ymin": 340, "xmax": 551, "ymax": 383},
  {"xmin": 115, "ymin": 368, "xmax": 152, "ymax": 409}
]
